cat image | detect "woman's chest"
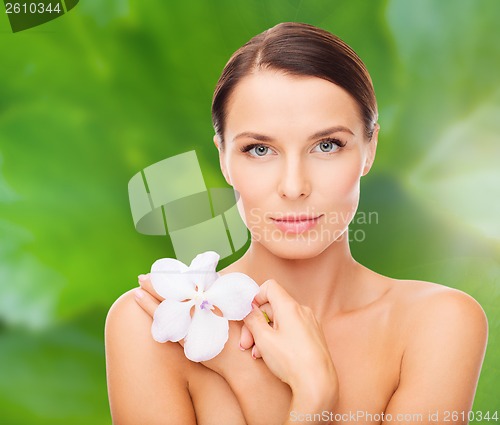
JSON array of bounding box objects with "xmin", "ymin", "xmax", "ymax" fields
[
  {"xmin": 189, "ymin": 312, "xmax": 403, "ymax": 425},
  {"xmin": 324, "ymin": 306, "xmax": 405, "ymax": 418}
]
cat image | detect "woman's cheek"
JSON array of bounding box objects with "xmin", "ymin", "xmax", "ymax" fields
[
  {"xmin": 315, "ymin": 156, "xmax": 362, "ymax": 226},
  {"xmin": 316, "ymin": 154, "xmax": 361, "ymax": 194},
  {"xmin": 230, "ymin": 161, "xmax": 274, "ymax": 229}
]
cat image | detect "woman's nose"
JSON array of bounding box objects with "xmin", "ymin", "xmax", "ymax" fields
[{"xmin": 277, "ymin": 157, "xmax": 311, "ymax": 200}]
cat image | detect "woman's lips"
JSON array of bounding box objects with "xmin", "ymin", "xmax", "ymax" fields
[{"xmin": 271, "ymin": 215, "xmax": 322, "ymax": 234}]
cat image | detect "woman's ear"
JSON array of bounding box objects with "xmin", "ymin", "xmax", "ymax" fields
[
  {"xmin": 214, "ymin": 134, "xmax": 232, "ymax": 185},
  {"xmin": 362, "ymin": 123, "xmax": 379, "ymax": 176}
]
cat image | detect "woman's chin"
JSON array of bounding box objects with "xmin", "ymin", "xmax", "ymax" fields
[{"xmin": 254, "ymin": 237, "xmax": 334, "ymax": 260}]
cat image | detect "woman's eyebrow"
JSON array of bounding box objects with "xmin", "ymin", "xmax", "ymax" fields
[
  {"xmin": 233, "ymin": 132, "xmax": 274, "ymax": 143},
  {"xmin": 232, "ymin": 125, "xmax": 354, "ymax": 143},
  {"xmin": 308, "ymin": 125, "xmax": 355, "ymax": 140}
]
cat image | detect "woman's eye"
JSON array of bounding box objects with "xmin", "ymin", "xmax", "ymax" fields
[
  {"xmin": 253, "ymin": 146, "xmax": 269, "ymax": 156},
  {"xmin": 312, "ymin": 139, "xmax": 343, "ymax": 153},
  {"xmin": 243, "ymin": 145, "xmax": 272, "ymax": 157}
]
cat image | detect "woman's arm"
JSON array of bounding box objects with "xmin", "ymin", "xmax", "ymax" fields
[
  {"xmin": 140, "ymin": 277, "xmax": 338, "ymax": 423},
  {"xmin": 134, "ymin": 280, "xmax": 294, "ymax": 425},
  {"xmin": 135, "ymin": 276, "xmax": 335, "ymax": 424},
  {"xmin": 381, "ymin": 289, "xmax": 488, "ymax": 425},
  {"xmin": 105, "ymin": 290, "xmax": 197, "ymax": 425}
]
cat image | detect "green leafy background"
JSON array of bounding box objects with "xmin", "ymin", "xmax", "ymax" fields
[{"xmin": 0, "ymin": 0, "xmax": 499, "ymax": 423}]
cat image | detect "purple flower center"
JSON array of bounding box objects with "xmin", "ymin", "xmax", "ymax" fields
[{"xmin": 200, "ymin": 300, "xmax": 212, "ymax": 310}]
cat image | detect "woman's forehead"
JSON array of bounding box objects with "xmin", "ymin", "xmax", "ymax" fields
[{"xmin": 225, "ymin": 70, "xmax": 364, "ymax": 139}]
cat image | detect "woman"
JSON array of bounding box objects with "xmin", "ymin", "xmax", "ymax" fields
[{"xmin": 105, "ymin": 22, "xmax": 488, "ymax": 424}]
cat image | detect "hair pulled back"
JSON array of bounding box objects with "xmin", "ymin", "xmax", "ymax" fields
[{"xmin": 212, "ymin": 22, "xmax": 378, "ymax": 146}]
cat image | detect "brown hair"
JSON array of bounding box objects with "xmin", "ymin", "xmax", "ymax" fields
[{"xmin": 212, "ymin": 22, "xmax": 378, "ymax": 146}]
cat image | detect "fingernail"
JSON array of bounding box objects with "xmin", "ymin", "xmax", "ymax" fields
[
  {"xmin": 134, "ymin": 288, "xmax": 145, "ymax": 299},
  {"xmin": 239, "ymin": 343, "xmax": 246, "ymax": 351},
  {"xmin": 251, "ymin": 346, "xmax": 257, "ymax": 359},
  {"xmin": 138, "ymin": 274, "xmax": 148, "ymax": 283}
]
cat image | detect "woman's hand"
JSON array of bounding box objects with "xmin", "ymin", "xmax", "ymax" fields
[
  {"xmin": 134, "ymin": 273, "xmax": 161, "ymax": 311},
  {"xmin": 243, "ymin": 279, "xmax": 339, "ymax": 413}
]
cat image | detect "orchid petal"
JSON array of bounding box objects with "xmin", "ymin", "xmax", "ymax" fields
[
  {"xmin": 183, "ymin": 308, "xmax": 229, "ymax": 362},
  {"xmin": 151, "ymin": 257, "xmax": 189, "ymax": 273},
  {"xmin": 150, "ymin": 258, "xmax": 196, "ymax": 301},
  {"xmin": 188, "ymin": 251, "xmax": 220, "ymax": 292},
  {"xmin": 189, "ymin": 251, "xmax": 220, "ymax": 271},
  {"xmin": 189, "ymin": 270, "xmax": 219, "ymax": 293},
  {"xmin": 204, "ymin": 272, "xmax": 260, "ymax": 320},
  {"xmin": 151, "ymin": 299, "xmax": 194, "ymax": 343}
]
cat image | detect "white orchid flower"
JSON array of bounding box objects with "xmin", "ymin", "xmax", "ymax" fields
[{"xmin": 149, "ymin": 251, "xmax": 259, "ymax": 362}]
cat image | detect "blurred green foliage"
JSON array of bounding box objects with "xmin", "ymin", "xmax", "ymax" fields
[{"xmin": 0, "ymin": 0, "xmax": 498, "ymax": 423}]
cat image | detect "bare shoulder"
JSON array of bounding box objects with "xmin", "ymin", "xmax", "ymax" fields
[
  {"xmin": 378, "ymin": 278, "xmax": 488, "ymax": 414},
  {"xmin": 389, "ymin": 278, "xmax": 488, "ymax": 334},
  {"xmin": 105, "ymin": 289, "xmax": 191, "ymax": 367},
  {"xmin": 384, "ymin": 277, "xmax": 488, "ymax": 374},
  {"xmin": 361, "ymin": 265, "xmax": 487, "ymax": 331},
  {"xmin": 105, "ymin": 290, "xmax": 196, "ymax": 425}
]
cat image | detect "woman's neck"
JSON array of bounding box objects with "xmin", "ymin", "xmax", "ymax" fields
[{"xmin": 232, "ymin": 231, "xmax": 368, "ymax": 320}]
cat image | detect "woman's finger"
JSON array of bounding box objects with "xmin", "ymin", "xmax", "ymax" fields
[
  {"xmin": 251, "ymin": 344, "xmax": 262, "ymax": 359},
  {"xmin": 243, "ymin": 303, "xmax": 274, "ymax": 347},
  {"xmin": 239, "ymin": 324, "xmax": 254, "ymax": 350},
  {"xmin": 133, "ymin": 287, "xmax": 161, "ymax": 317},
  {"xmin": 240, "ymin": 301, "xmax": 274, "ymax": 350},
  {"xmin": 254, "ymin": 279, "xmax": 295, "ymax": 315},
  {"xmin": 138, "ymin": 273, "xmax": 165, "ymax": 302},
  {"xmin": 258, "ymin": 302, "xmax": 274, "ymax": 324}
]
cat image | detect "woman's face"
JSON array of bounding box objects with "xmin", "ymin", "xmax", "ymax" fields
[{"xmin": 217, "ymin": 70, "xmax": 377, "ymax": 259}]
